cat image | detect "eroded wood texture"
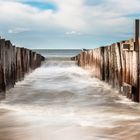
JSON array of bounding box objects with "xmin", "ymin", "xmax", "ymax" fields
[
  {"xmin": 71, "ymin": 39, "xmax": 139, "ymax": 102},
  {"xmin": 0, "ymin": 38, "xmax": 45, "ymax": 94}
]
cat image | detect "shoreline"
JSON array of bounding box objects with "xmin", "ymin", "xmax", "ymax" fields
[{"xmin": 0, "ymin": 107, "xmax": 140, "ymax": 140}]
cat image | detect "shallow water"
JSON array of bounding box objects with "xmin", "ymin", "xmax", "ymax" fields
[{"xmin": 0, "ymin": 60, "xmax": 140, "ymax": 140}]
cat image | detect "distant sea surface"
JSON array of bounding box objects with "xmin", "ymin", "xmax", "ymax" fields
[{"xmin": 33, "ymin": 49, "xmax": 81, "ymax": 58}]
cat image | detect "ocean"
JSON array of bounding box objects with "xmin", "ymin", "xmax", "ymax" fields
[
  {"xmin": 34, "ymin": 49, "xmax": 81, "ymax": 58},
  {"xmin": 0, "ymin": 49, "xmax": 140, "ymax": 140}
]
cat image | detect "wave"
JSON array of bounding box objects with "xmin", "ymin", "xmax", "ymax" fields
[{"xmin": 0, "ymin": 60, "xmax": 140, "ymax": 140}]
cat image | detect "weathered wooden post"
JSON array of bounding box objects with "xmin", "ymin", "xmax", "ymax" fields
[
  {"xmin": 135, "ymin": 19, "xmax": 140, "ymax": 102},
  {"xmin": 100, "ymin": 47, "xmax": 105, "ymax": 80},
  {"xmin": 135, "ymin": 19, "xmax": 139, "ymax": 51},
  {"xmin": 134, "ymin": 19, "xmax": 139, "ymax": 102}
]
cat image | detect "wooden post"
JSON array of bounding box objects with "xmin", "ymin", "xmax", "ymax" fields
[
  {"xmin": 135, "ymin": 19, "xmax": 140, "ymax": 102},
  {"xmin": 135, "ymin": 19, "xmax": 139, "ymax": 51},
  {"xmin": 136, "ymin": 19, "xmax": 140, "ymax": 102}
]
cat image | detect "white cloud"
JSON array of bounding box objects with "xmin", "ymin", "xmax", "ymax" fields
[
  {"xmin": 65, "ymin": 31, "xmax": 82, "ymax": 35},
  {"xmin": 0, "ymin": 0, "xmax": 139, "ymax": 33},
  {"xmin": 8, "ymin": 27, "xmax": 31, "ymax": 34}
]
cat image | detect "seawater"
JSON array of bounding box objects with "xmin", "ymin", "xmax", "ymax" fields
[
  {"xmin": 0, "ymin": 50, "xmax": 140, "ymax": 140},
  {"xmin": 34, "ymin": 49, "xmax": 81, "ymax": 58}
]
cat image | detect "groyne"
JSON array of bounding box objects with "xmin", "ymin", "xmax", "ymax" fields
[
  {"xmin": 71, "ymin": 20, "xmax": 140, "ymax": 102},
  {"xmin": 0, "ymin": 37, "xmax": 45, "ymax": 95}
]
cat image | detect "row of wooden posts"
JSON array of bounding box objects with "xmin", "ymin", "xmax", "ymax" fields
[
  {"xmin": 71, "ymin": 20, "xmax": 140, "ymax": 102},
  {"xmin": 0, "ymin": 37, "xmax": 45, "ymax": 95}
]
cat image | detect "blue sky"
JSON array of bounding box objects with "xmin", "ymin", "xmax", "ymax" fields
[
  {"xmin": 0, "ymin": 0, "xmax": 139, "ymax": 49},
  {"xmin": 22, "ymin": 1, "xmax": 58, "ymax": 11}
]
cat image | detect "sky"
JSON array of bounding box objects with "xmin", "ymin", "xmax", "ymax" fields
[{"xmin": 0, "ymin": 0, "xmax": 139, "ymax": 49}]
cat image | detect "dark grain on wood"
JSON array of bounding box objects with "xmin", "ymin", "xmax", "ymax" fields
[
  {"xmin": 72, "ymin": 39, "xmax": 139, "ymax": 102},
  {"xmin": 0, "ymin": 38, "xmax": 45, "ymax": 95}
]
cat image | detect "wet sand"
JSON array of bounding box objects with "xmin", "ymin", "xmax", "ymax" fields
[{"xmin": 0, "ymin": 108, "xmax": 140, "ymax": 140}]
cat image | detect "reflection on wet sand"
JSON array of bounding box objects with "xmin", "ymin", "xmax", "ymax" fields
[{"xmin": 0, "ymin": 109, "xmax": 140, "ymax": 140}]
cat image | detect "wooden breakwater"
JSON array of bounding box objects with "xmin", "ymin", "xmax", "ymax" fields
[
  {"xmin": 0, "ymin": 37, "xmax": 45, "ymax": 95},
  {"xmin": 71, "ymin": 20, "xmax": 140, "ymax": 102}
]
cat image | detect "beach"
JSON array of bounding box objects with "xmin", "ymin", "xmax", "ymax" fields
[{"xmin": 0, "ymin": 58, "xmax": 140, "ymax": 140}]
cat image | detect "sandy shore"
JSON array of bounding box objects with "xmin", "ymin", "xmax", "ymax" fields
[
  {"xmin": 0, "ymin": 109, "xmax": 32, "ymax": 140},
  {"xmin": 0, "ymin": 108, "xmax": 140, "ymax": 140}
]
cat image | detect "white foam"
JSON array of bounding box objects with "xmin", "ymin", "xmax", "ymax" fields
[{"xmin": 1, "ymin": 60, "xmax": 140, "ymax": 129}]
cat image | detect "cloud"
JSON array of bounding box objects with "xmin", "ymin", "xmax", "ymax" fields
[
  {"xmin": 8, "ymin": 27, "xmax": 31, "ymax": 34},
  {"xmin": 65, "ymin": 31, "xmax": 82, "ymax": 35},
  {"xmin": 0, "ymin": 0, "xmax": 139, "ymax": 32}
]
